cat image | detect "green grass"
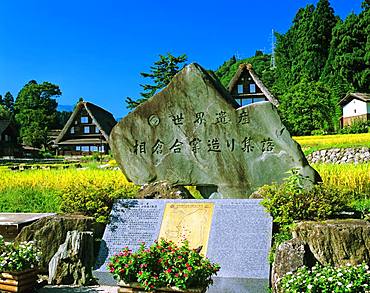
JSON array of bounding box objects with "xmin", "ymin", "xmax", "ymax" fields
[{"xmin": 0, "ymin": 187, "xmax": 62, "ymax": 213}]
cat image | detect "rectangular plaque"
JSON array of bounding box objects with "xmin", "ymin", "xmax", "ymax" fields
[
  {"xmin": 95, "ymin": 199, "xmax": 272, "ymax": 281},
  {"xmin": 158, "ymin": 203, "xmax": 214, "ymax": 255}
]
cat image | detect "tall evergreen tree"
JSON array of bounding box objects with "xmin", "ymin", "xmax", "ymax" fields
[
  {"xmin": 126, "ymin": 53, "xmax": 187, "ymax": 109},
  {"xmin": 322, "ymin": 1, "xmax": 369, "ymax": 99},
  {"xmin": 303, "ymin": 0, "xmax": 337, "ymax": 80},
  {"xmin": 3, "ymin": 92, "xmax": 14, "ymax": 114},
  {"xmin": 14, "ymin": 80, "xmax": 60, "ymax": 148}
]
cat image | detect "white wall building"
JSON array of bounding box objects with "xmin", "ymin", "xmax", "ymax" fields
[{"xmin": 339, "ymin": 93, "xmax": 370, "ymax": 127}]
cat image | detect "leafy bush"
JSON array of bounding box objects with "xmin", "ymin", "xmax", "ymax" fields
[
  {"xmin": 0, "ymin": 235, "xmax": 41, "ymax": 272},
  {"xmin": 260, "ymin": 171, "xmax": 354, "ymax": 261},
  {"xmin": 61, "ymin": 180, "xmax": 139, "ymax": 223},
  {"xmin": 340, "ymin": 119, "xmax": 369, "ymax": 134},
  {"xmin": 260, "ymin": 171, "xmax": 353, "ymax": 227},
  {"xmin": 108, "ymin": 239, "xmax": 220, "ymax": 291},
  {"xmin": 281, "ymin": 263, "xmax": 370, "ymax": 292}
]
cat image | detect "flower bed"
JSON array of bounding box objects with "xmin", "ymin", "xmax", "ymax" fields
[
  {"xmin": 281, "ymin": 263, "xmax": 370, "ymax": 292},
  {"xmin": 108, "ymin": 239, "xmax": 220, "ymax": 292},
  {"xmin": 0, "ymin": 235, "xmax": 41, "ymax": 292}
]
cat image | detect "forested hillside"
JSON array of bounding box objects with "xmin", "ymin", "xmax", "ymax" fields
[{"xmin": 215, "ymin": 0, "xmax": 369, "ymax": 136}]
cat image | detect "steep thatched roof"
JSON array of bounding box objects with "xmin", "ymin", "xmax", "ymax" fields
[
  {"xmin": 227, "ymin": 63, "xmax": 279, "ymax": 106},
  {"xmin": 0, "ymin": 120, "xmax": 11, "ymax": 135},
  {"xmin": 55, "ymin": 101, "xmax": 116, "ymax": 144},
  {"xmin": 339, "ymin": 93, "xmax": 370, "ymax": 106}
]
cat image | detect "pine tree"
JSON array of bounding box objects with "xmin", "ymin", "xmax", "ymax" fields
[
  {"xmin": 126, "ymin": 53, "xmax": 187, "ymax": 109},
  {"xmin": 4, "ymin": 92, "xmax": 14, "ymax": 113}
]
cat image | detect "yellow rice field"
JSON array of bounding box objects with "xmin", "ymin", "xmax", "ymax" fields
[
  {"xmin": 0, "ymin": 162, "xmax": 368, "ymax": 196},
  {"xmin": 313, "ymin": 163, "xmax": 370, "ymax": 195},
  {"xmin": 294, "ymin": 133, "xmax": 370, "ymax": 152},
  {"xmin": 0, "ymin": 168, "xmax": 135, "ymax": 192}
]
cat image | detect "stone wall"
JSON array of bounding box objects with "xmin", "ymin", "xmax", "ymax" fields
[{"xmin": 306, "ymin": 147, "xmax": 370, "ymax": 164}]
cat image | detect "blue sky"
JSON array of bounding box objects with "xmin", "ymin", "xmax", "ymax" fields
[{"xmin": 0, "ymin": 0, "xmax": 364, "ymax": 119}]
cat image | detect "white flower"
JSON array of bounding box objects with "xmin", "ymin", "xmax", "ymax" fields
[
  {"xmin": 346, "ymin": 283, "xmax": 352, "ymax": 288},
  {"xmin": 307, "ymin": 284, "xmax": 313, "ymax": 290}
]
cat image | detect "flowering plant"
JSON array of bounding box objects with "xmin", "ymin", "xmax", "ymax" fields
[
  {"xmin": 281, "ymin": 263, "xmax": 370, "ymax": 292},
  {"xmin": 108, "ymin": 239, "xmax": 220, "ymax": 291},
  {"xmin": 0, "ymin": 234, "xmax": 41, "ymax": 272}
]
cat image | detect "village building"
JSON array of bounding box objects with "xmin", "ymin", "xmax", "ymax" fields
[
  {"xmin": 54, "ymin": 101, "xmax": 116, "ymax": 155},
  {"xmin": 339, "ymin": 93, "xmax": 370, "ymax": 127},
  {"xmin": 227, "ymin": 63, "xmax": 279, "ymax": 107},
  {"xmin": 0, "ymin": 120, "xmax": 18, "ymax": 157}
]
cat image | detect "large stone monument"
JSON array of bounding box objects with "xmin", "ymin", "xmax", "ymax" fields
[{"xmin": 110, "ymin": 63, "xmax": 320, "ymax": 198}]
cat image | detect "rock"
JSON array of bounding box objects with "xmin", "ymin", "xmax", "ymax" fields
[
  {"xmin": 110, "ymin": 63, "xmax": 320, "ymax": 198},
  {"xmin": 15, "ymin": 214, "xmax": 99, "ymax": 273},
  {"xmin": 136, "ymin": 181, "xmax": 193, "ymax": 199},
  {"xmin": 48, "ymin": 231, "xmax": 94, "ymax": 285},
  {"xmin": 272, "ymin": 219, "xmax": 370, "ymax": 292},
  {"xmin": 293, "ymin": 219, "xmax": 370, "ymax": 266},
  {"xmin": 271, "ymin": 239, "xmax": 306, "ymax": 293}
]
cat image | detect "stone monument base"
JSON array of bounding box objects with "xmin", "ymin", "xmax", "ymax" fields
[{"xmin": 93, "ymin": 271, "xmax": 268, "ymax": 293}]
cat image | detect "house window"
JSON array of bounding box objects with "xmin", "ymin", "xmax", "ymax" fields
[
  {"xmin": 76, "ymin": 146, "xmax": 81, "ymax": 151},
  {"xmin": 90, "ymin": 146, "xmax": 98, "ymax": 152},
  {"xmin": 81, "ymin": 146, "xmax": 89, "ymax": 152},
  {"xmin": 84, "ymin": 126, "xmax": 90, "ymax": 134},
  {"xmin": 237, "ymin": 84, "xmax": 243, "ymax": 94},
  {"xmin": 4, "ymin": 134, "xmax": 10, "ymax": 142},
  {"xmin": 95, "ymin": 126, "xmax": 100, "ymax": 134},
  {"xmin": 81, "ymin": 116, "xmax": 88, "ymax": 123},
  {"xmin": 70, "ymin": 127, "xmax": 75, "ymax": 134},
  {"xmin": 100, "ymin": 145, "xmax": 105, "ymax": 153},
  {"xmin": 249, "ymin": 84, "xmax": 256, "ymax": 93}
]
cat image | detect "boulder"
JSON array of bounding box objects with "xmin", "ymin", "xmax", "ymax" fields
[
  {"xmin": 271, "ymin": 239, "xmax": 306, "ymax": 293},
  {"xmin": 293, "ymin": 219, "xmax": 370, "ymax": 266},
  {"xmin": 110, "ymin": 63, "xmax": 320, "ymax": 198},
  {"xmin": 48, "ymin": 230, "xmax": 94, "ymax": 285},
  {"xmin": 15, "ymin": 214, "xmax": 99, "ymax": 273},
  {"xmin": 136, "ymin": 181, "xmax": 193, "ymax": 199},
  {"xmin": 272, "ymin": 219, "xmax": 370, "ymax": 292}
]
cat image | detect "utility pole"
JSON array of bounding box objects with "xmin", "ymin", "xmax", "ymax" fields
[{"xmin": 270, "ymin": 29, "xmax": 276, "ymax": 69}]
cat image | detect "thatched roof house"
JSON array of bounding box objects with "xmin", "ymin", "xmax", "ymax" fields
[
  {"xmin": 0, "ymin": 120, "xmax": 18, "ymax": 156},
  {"xmin": 55, "ymin": 101, "xmax": 116, "ymax": 155},
  {"xmin": 228, "ymin": 63, "xmax": 279, "ymax": 107}
]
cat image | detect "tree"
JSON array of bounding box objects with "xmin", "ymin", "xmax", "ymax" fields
[
  {"xmin": 278, "ymin": 81, "xmax": 335, "ymax": 135},
  {"xmin": 126, "ymin": 53, "xmax": 187, "ymax": 109},
  {"xmin": 3, "ymin": 92, "xmax": 14, "ymax": 113},
  {"xmin": 321, "ymin": 1, "xmax": 370, "ymax": 97},
  {"xmin": 14, "ymin": 80, "xmax": 61, "ymax": 148}
]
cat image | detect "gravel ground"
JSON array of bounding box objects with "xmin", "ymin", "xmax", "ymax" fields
[{"xmin": 37, "ymin": 285, "xmax": 118, "ymax": 293}]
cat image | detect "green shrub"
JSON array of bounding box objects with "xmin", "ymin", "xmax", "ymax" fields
[
  {"xmin": 260, "ymin": 171, "xmax": 354, "ymax": 262},
  {"xmin": 340, "ymin": 119, "xmax": 369, "ymax": 134},
  {"xmin": 259, "ymin": 171, "xmax": 353, "ymax": 227},
  {"xmin": 60, "ymin": 180, "xmax": 139, "ymax": 223},
  {"xmin": 281, "ymin": 263, "xmax": 370, "ymax": 292},
  {"xmin": 0, "ymin": 187, "xmax": 62, "ymax": 213}
]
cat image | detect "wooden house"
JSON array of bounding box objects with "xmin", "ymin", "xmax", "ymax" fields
[
  {"xmin": 228, "ymin": 63, "xmax": 279, "ymax": 107},
  {"xmin": 0, "ymin": 120, "xmax": 18, "ymax": 157},
  {"xmin": 54, "ymin": 101, "xmax": 116, "ymax": 155},
  {"xmin": 339, "ymin": 93, "xmax": 370, "ymax": 127}
]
